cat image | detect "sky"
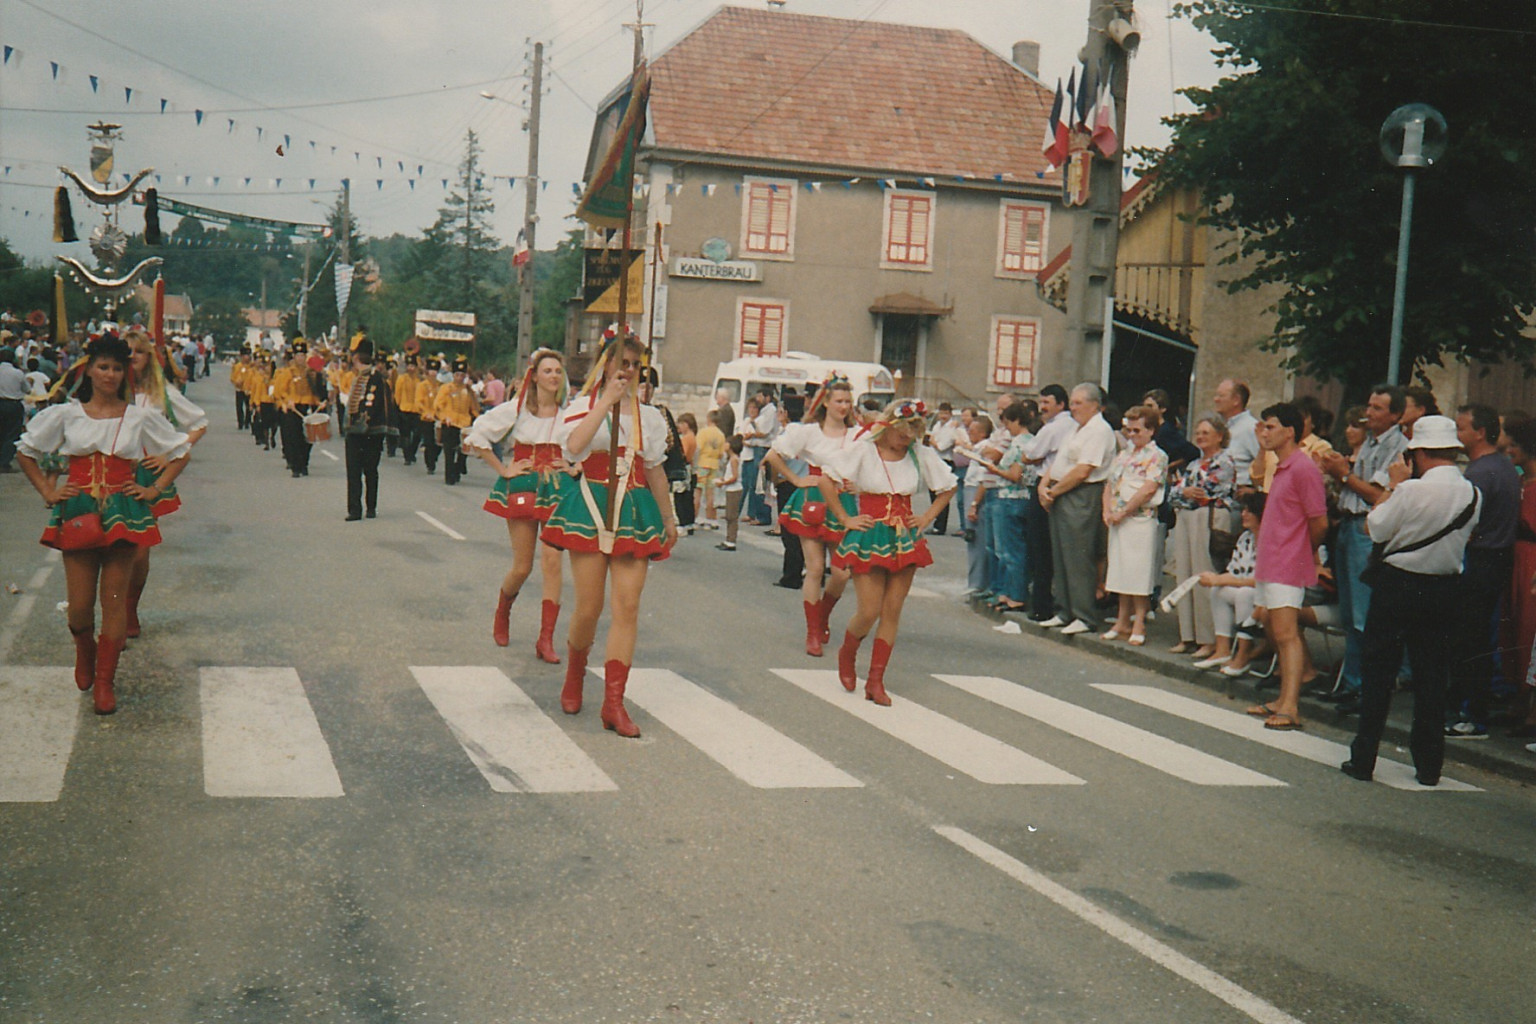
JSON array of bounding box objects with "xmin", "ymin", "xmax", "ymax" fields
[{"xmin": 0, "ymin": 0, "xmax": 1226, "ymax": 270}]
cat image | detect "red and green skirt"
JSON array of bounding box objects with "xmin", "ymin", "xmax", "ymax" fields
[
  {"xmin": 135, "ymin": 462, "xmax": 181, "ymax": 517},
  {"xmin": 484, "ymin": 471, "xmax": 569, "ymax": 522},
  {"xmin": 542, "ymin": 477, "xmax": 670, "ymax": 561},
  {"xmin": 40, "ymin": 458, "xmax": 161, "ymax": 550},
  {"xmin": 780, "ymin": 483, "xmax": 857, "ymax": 545},
  {"xmin": 832, "ymin": 494, "xmax": 932, "ymax": 574}
]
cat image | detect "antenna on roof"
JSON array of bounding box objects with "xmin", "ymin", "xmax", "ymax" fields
[{"xmin": 767, "ymin": 0, "xmax": 787, "ymax": 8}]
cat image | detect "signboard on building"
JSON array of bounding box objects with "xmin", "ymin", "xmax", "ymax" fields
[
  {"xmin": 672, "ymin": 257, "xmax": 761, "ymax": 282},
  {"xmin": 583, "ymin": 248, "xmax": 645, "ymax": 307},
  {"xmin": 414, "ymin": 309, "xmax": 476, "ymax": 344}
]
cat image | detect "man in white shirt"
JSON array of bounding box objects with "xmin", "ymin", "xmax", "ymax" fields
[
  {"xmin": 1214, "ymin": 378, "xmax": 1260, "ymax": 487},
  {"xmin": 1022, "ymin": 384, "xmax": 1072, "ymax": 620},
  {"xmin": 1037, "ymin": 383, "xmax": 1119, "ymax": 634},
  {"xmin": 1341, "ymin": 415, "xmax": 1479, "ymax": 787},
  {"xmin": 0, "ymin": 347, "xmax": 27, "ymax": 472},
  {"xmin": 927, "ymin": 403, "xmax": 962, "ymax": 535},
  {"xmin": 742, "ymin": 388, "xmax": 778, "ymax": 524}
]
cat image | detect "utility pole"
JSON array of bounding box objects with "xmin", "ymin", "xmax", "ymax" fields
[
  {"xmin": 1064, "ymin": 0, "xmax": 1136, "ymax": 386},
  {"xmin": 299, "ymin": 244, "xmax": 312, "ymax": 338},
  {"xmin": 337, "ymin": 178, "xmax": 351, "ymax": 347},
  {"xmin": 515, "ymin": 41, "xmax": 544, "ymax": 370}
]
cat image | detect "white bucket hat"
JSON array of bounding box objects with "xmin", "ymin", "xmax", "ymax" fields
[{"xmin": 1405, "ymin": 414, "xmax": 1461, "ymax": 450}]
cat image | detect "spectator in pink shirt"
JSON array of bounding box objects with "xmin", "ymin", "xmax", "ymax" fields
[
  {"xmin": 1248, "ymin": 403, "xmax": 1328, "ymax": 730},
  {"xmin": 482, "ymin": 370, "xmax": 505, "ymax": 407}
]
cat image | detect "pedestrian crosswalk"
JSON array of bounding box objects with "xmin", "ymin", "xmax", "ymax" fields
[{"xmin": 0, "ymin": 662, "xmax": 1480, "ymax": 802}]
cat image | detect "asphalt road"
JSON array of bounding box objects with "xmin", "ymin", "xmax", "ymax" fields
[{"xmin": 2, "ymin": 376, "xmax": 1533, "ymax": 1024}]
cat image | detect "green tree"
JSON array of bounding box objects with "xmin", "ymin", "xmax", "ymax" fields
[
  {"xmin": 297, "ymin": 192, "xmax": 366, "ymax": 343},
  {"xmin": 532, "ymin": 229, "xmax": 586, "ymax": 352},
  {"xmin": 1155, "ymin": 0, "xmax": 1536, "ymax": 391},
  {"xmin": 0, "ymin": 237, "xmax": 93, "ymax": 336},
  {"xmin": 190, "ymin": 294, "xmax": 249, "ymax": 350}
]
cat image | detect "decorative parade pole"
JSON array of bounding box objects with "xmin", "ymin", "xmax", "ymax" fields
[{"xmin": 54, "ymin": 122, "xmax": 162, "ymax": 318}]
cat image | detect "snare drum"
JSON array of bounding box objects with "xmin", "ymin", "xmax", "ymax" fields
[{"xmin": 302, "ymin": 412, "xmax": 332, "ymax": 442}]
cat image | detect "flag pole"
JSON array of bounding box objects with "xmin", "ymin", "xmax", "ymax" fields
[{"xmin": 605, "ymin": 173, "xmax": 635, "ymax": 528}]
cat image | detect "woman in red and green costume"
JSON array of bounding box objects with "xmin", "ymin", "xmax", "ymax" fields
[
  {"xmin": 540, "ymin": 331, "xmax": 678, "ymax": 737},
  {"xmin": 16, "ymin": 334, "xmax": 190, "ymax": 715},
  {"xmin": 819, "ymin": 399, "xmax": 956, "ymax": 705},
  {"xmin": 466, "ymin": 347, "xmax": 572, "ymax": 662},
  {"xmin": 765, "ymin": 376, "xmax": 860, "ymax": 657}
]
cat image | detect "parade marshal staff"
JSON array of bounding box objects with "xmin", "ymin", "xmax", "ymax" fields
[
  {"xmin": 343, "ymin": 334, "xmax": 396, "ymax": 521},
  {"xmin": 541, "ymin": 331, "xmax": 677, "ymax": 738},
  {"xmin": 1340, "ymin": 415, "xmax": 1480, "ymax": 787},
  {"xmin": 434, "ymin": 355, "xmax": 480, "ymax": 486},
  {"xmin": 270, "ymin": 337, "xmax": 327, "ymax": 477}
]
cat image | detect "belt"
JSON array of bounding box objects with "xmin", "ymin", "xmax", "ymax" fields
[{"xmin": 1339, "ymin": 511, "xmax": 1369, "ymax": 520}]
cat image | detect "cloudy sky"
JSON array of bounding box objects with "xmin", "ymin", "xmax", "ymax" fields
[{"xmin": 0, "ymin": 0, "xmax": 1224, "ymax": 265}]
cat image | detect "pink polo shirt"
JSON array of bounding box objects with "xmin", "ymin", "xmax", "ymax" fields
[{"xmin": 1254, "ymin": 448, "xmax": 1327, "ymax": 588}]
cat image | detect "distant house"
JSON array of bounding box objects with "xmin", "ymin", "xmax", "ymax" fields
[
  {"xmin": 128, "ymin": 284, "xmax": 194, "ymax": 338},
  {"xmin": 243, "ymin": 307, "xmax": 285, "ymax": 353},
  {"xmin": 579, "ymin": 5, "xmax": 1078, "ymax": 406}
]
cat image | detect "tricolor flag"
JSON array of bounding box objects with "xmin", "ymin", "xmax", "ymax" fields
[
  {"xmin": 1091, "ymin": 73, "xmax": 1119, "ymax": 157},
  {"xmin": 574, "ymin": 61, "xmax": 651, "ymax": 228},
  {"xmin": 1075, "ymin": 61, "xmax": 1095, "ymax": 131},
  {"xmin": 513, "ymin": 228, "xmax": 531, "ymax": 267},
  {"xmin": 1042, "ymin": 78, "xmax": 1068, "ymax": 169}
]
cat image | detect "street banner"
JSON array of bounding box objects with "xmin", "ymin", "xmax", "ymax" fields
[
  {"xmin": 574, "ymin": 62, "xmax": 651, "ymax": 229},
  {"xmin": 334, "ymin": 262, "xmax": 355, "ymax": 319}
]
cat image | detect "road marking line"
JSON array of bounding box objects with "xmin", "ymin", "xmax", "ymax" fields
[
  {"xmin": 200, "ymin": 668, "xmax": 345, "ymax": 798},
  {"xmin": 935, "ymin": 826, "xmax": 1304, "ymax": 1024},
  {"xmin": 936, "ymin": 675, "xmax": 1285, "ymax": 787},
  {"xmin": 906, "ymin": 585, "xmax": 940, "ymax": 598},
  {"xmin": 1094, "ymin": 685, "xmax": 1480, "ymax": 792},
  {"xmin": 0, "ymin": 560, "xmax": 59, "ymax": 663},
  {"xmin": 0, "ymin": 668, "xmax": 79, "ymax": 803},
  {"xmin": 320, "ymin": 449, "xmax": 339, "ymax": 462},
  {"xmin": 772, "ymin": 669, "xmax": 1083, "ymax": 785},
  {"xmin": 604, "ymin": 668, "xmax": 862, "ymax": 789},
  {"xmin": 412, "ymin": 666, "xmax": 616, "ymax": 793},
  {"xmin": 415, "ymin": 510, "xmax": 465, "ymax": 540}
]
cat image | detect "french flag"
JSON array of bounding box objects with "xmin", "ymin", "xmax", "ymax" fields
[
  {"xmin": 513, "ymin": 228, "xmax": 531, "ymax": 267},
  {"xmin": 1091, "ymin": 80, "xmax": 1119, "ymax": 157},
  {"xmin": 1042, "ymin": 79, "xmax": 1069, "ymax": 169}
]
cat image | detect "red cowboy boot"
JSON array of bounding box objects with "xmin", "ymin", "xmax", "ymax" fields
[
  {"xmin": 600, "ymin": 659, "xmax": 640, "ymax": 738},
  {"xmin": 535, "ymin": 600, "xmax": 562, "ymax": 664},
  {"xmin": 70, "ymin": 625, "xmax": 96, "ymax": 692},
  {"xmin": 865, "ymin": 638, "xmax": 894, "ymax": 707},
  {"xmin": 125, "ymin": 581, "xmax": 144, "ymax": 639},
  {"xmin": 803, "ymin": 601, "xmax": 823, "ymax": 657},
  {"xmin": 94, "ymin": 635, "xmax": 124, "ymax": 715},
  {"xmin": 837, "ymin": 631, "xmax": 862, "ymax": 692},
  {"xmin": 561, "ymin": 644, "xmax": 590, "ymax": 714},
  {"xmin": 818, "ymin": 594, "xmax": 839, "ymax": 645},
  {"xmin": 492, "ymin": 589, "xmax": 516, "ymax": 647}
]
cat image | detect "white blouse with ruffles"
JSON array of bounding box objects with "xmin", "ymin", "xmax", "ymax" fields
[
  {"xmin": 822, "ymin": 438, "xmax": 958, "ymax": 496},
  {"xmin": 770, "ymin": 421, "xmax": 859, "ymax": 469},
  {"xmin": 556, "ymin": 394, "xmax": 668, "ymax": 469},
  {"xmin": 18, "ymin": 401, "xmax": 191, "ymax": 461},
  {"xmin": 136, "ymin": 388, "xmax": 209, "ymax": 434},
  {"xmin": 464, "ymin": 398, "xmax": 563, "ymax": 452}
]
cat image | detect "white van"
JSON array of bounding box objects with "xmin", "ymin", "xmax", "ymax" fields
[{"xmin": 711, "ymin": 353, "xmax": 896, "ymax": 425}]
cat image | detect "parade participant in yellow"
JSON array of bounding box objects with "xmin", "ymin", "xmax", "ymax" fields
[
  {"xmin": 125, "ymin": 329, "xmax": 206, "ymax": 639},
  {"xmin": 248, "ymin": 354, "xmax": 277, "ymax": 451},
  {"xmin": 394, "ymin": 355, "xmax": 422, "ymax": 466},
  {"xmin": 328, "ymin": 352, "xmax": 356, "ymax": 434},
  {"xmin": 16, "ymin": 335, "xmax": 190, "ymax": 714},
  {"xmin": 819, "ymin": 399, "xmax": 956, "ymax": 705},
  {"xmin": 416, "ymin": 355, "xmax": 444, "ymax": 475},
  {"xmin": 229, "ymin": 347, "xmax": 253, "ymax": 431},
  {"xmin": 541, "ymin": 330, "xmax": 677, "ymax": 737},
  {"xmin": 270, "ymin": 338, "xmax": 326, "ymax": 478},
  {"xmin": 466, "ymin": 348, "xmax": 571, "ymax": 659},
  {"xmin": 434, "ymin": 355, "xmax": 480, "ymax": 486}
]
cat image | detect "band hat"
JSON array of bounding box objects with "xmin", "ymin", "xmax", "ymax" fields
[{"xmin": 1405, "ymin": 414, "xmax": 1461, "ymax": 451}]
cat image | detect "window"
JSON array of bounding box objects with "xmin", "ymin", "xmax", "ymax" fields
[
  {"xmin": 882, "ymin": 190, "xmax": 934, "ymax": 269},
  {"xmin": 740, "ymin": 177, "xmax": 796, "ymax": 258},
  {"xmin": 990, "ymin": 317, "xmax": 1038, "ymax": 389},
  {"xmin": 737, "ymin": 300, "xmax": 788, "ymax": 358},
  {"xmin": 997, "ymin": 200, "xmax": 1049, "ymax": 277}
]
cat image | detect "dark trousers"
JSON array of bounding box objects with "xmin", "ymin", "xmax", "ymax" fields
[
  {"xmin": 1448, "ymin": 547, "xmax": 1514, "ymax": 726},
  {"xmin": 234, "ymin": 391, "xmax": 250, "ymax": 430},
  {"xmin": 776, "ymin": 481, "xmax": 804, "ymax": 584},
  {"xmin": 932, "ymin": 458, "xmax": 956, "ymax": 534},
  {"xmin": 0, "ymin": 398, "xmax": 24, "ymax": 468},
  {"xmin": 345, "ymin": 433, "xmax": 383, "ymax": 517},
  {"xmin": 1027, "ymin": 493, "xmax": 1055, "ymax": 618},
  {"xmin": 441, "ymin": 425, "xmax": 465, "ymax": 484},
  {"xmin": 673, "ymin": 478, "xmax": 696, "ymax": 528},
  {"xmin": 1050, "ymin": 482, "xmax": 1104, "ymax": 625},
  {"xmin": 422, "ymin": 421, "xmax": 441, "ymax": 473},
  {"xmin": 1350, "ymin": 565, "xmax": 1459, "ymax": 781},
  {"xmin": 400, "ymin": 412, "xmax": 422, "ymax": 464},
  {"xmin": 280, "ymin": 406, "xmax": 314, "ymax": 473}
]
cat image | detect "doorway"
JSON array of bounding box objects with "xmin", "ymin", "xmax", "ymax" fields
[{"xmin": 880, "ymin": 314, "xmax": 920, "ymax": 396}]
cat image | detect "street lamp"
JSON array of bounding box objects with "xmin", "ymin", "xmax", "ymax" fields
[{"xmin": 1379, "ymin": 103, "xmax": 1447, "ymax": 385}]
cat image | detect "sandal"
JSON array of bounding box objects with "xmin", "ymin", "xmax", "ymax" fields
[
  {"xmin": 1245, "ymin": 702, "xmax": 1277, "ymax": 717},
  {"xmin": 1128, "ymin": 632, "xmax": 1146, "ymax": 646},
  {"xmin": 1263, "ymin": 713, "xmax": 1304, "ymax": 731},
  {"xmin": 993, "ymin": 598, "xmax": 1027, "ymax": 613},
  {"xmin": 1167, "ymin": 641, "xmax": 1196, "ymax": 655},
  {"xmin": 1100, "ymin": 628, "xmax": 1125, "ymax": 641}
]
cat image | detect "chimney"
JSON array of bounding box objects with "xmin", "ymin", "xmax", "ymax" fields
[{"xmin": 1011, "ymin": 40, "xmax": 1040, "ymax": 77}]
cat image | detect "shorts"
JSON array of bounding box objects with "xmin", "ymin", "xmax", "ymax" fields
[
  {"xmin": 697, "ymin": 467, "xmax": 720, "ymax": 489},
  {"xmin": 1254, "ymin": 581, "xmax": 1306, "ymax": 610}
]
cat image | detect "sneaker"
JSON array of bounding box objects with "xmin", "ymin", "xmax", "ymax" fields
[
  {"xmin": 1444, "ymin": 721, "xmax": 1489, "ymax": 740},
  {"xmin": 716, "ymin": 542, "xmax": 736, "ymax": 551},
  {"xmin": 1037, "ymin": 615, "xmax": 1067, "ymax": 628},
  {"xmin": 1059, "ymin": 620, "xmax": 1092, "ymax": 636}
]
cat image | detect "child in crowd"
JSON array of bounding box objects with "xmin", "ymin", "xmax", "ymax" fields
[
  {"xmin": 717, "ymin": 435, "xmax": 744, "ymax": 551},
  {"xmin": 961, "ymin": 416, "xmax": 995, "ymax": 596},
  {"xmin": 695, "ymin": 409, "xmax": 726, "ymax": 529}
]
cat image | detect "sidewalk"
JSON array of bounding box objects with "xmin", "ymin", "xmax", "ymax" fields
[{"xmin": 969, "ymin": 593, "xmax": 1536, "ymax": 787}]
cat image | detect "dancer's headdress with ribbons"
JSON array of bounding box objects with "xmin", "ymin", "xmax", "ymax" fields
[
  {"xmin": 579, "ymin": 323, "xmax": 639, "ymax": 397},
  {"xmin": 513, "ymin": 347, "xmax": 569, "ymax": 413},
  {"xmin": 802, "ymin": 372, "xmax": 853, "ymax": 424},
  {"xmin": 869, "ymin": 397, "xmax": 927, "ymax": 442}
]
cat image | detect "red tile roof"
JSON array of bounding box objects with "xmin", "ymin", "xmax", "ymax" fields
[{"xmin": 647, "ymin": 6, "xmax": 1054, "ymax": 181}]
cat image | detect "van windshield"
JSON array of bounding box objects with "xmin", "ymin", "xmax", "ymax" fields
[{"xmin": 714, "ymin": 378, "xmax": 742, "ymax": 403}]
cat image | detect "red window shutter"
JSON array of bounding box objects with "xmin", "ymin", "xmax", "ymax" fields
[
  {"xmin": 992, "ymin": 320, "xmax": 1037, "ymax": 388},
  {"xmin": 886, "ymin": 194, "xmax": 931, "ymax": 266},
  {"xmin": 745, "ymin": 182, "xmax": 791, "ymax": 255},
  {"xmin": 739, "ymin": 303, "xmax": 786, "ymax": 358},
  {"xmin": 1001, "ymin": 203, "xmax": 1046, "ymax": 274}
]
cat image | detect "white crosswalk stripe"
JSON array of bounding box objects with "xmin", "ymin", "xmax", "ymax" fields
[
  {"xmin": 201, "ymin": 667, "xmax": 345, "ymax": 798},
  {"xmin": 610, "ymin": 667, "xmax": 863, "ymax": 789},
  {"xmin": 0, "ymin": 667, "xmax": 79, "ymax": 803},
  {"xmin": 771, "ymin": 668, "xmax": 1085, "ymax": 785},
  {"xmin": 935, "ymin": 675, "xmax": 1286, "ymax": 787},
  {"xmin": 1094, "ymin": 684, "xmax": 1481, "ymax": 792},
  {"xmin": 412, "ymin": 666, "xmax": 616, "ymax": 793}
]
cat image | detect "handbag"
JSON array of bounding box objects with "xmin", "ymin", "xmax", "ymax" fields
[
  {"xmin": 58, "ymin": 511, "xmax": 107, "ymax": 550},
  {"xmin": 801, "ymin": 500, "xmax": 827, "ymax": 527},
  {"xmin": 508, "ymin": 490, "xmax": 537, "ymax": 513},
  {"xmin": 1359, "ymin": 491, "xmax": 1479, "ymax": 586},
  {"xmin": 1207, "ymin": 503, "xmax": 1239, "ymax": 571}
]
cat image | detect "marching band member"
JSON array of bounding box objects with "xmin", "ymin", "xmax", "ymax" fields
[
  {"xmin": 541, "ymin": 330, "xmax": 677, "ymax": 737},
  {"xmin": 343, "ymin": 333, "xmax": 395, "ymax": 521},
  {"xmin": 15, "ymin": 335, "xmax": 190, "ymax": 714},
  {"xmin": 764, "ymin": 375, "xmax": 860, "ymax": 657},
  {"xmin": 125, "ymin": 329, "xmax": 206, "ymax": 639},
  {"xmin": 466, "ymin": 347, "xmax": 571, "ymax": 660},
  {"xmin": 270, "ymin": 338, "xmax": 326, "ymax": 477},
  {"xmin": 248, "ymin": 353, "xmax": 277, "ymax": 450},
  {"xmin": 416, "ymin": 355, "xmax": 444, "ymax": 475},
  {"xmin": 329, "ymin": 351, "xmax": 356, "ymax": 434},
  {"xmin": 434, "ymin": 355, "xmax": 479, "ymax": 486},
  {"xmin": 819, "ymin": 399, "xmax": 956, "ymax": 705},
  {"xmin": 394, "ymin": 355, "xmax": 422, "ymax": 466},
  {"xmin": 229, "ymin": 347, "xmax": 252, "ymax": 431}
]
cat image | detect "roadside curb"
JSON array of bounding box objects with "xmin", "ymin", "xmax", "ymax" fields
[{"xmin": 969, "ymin": 599, "xmax": 1536, "ymax": 788}]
